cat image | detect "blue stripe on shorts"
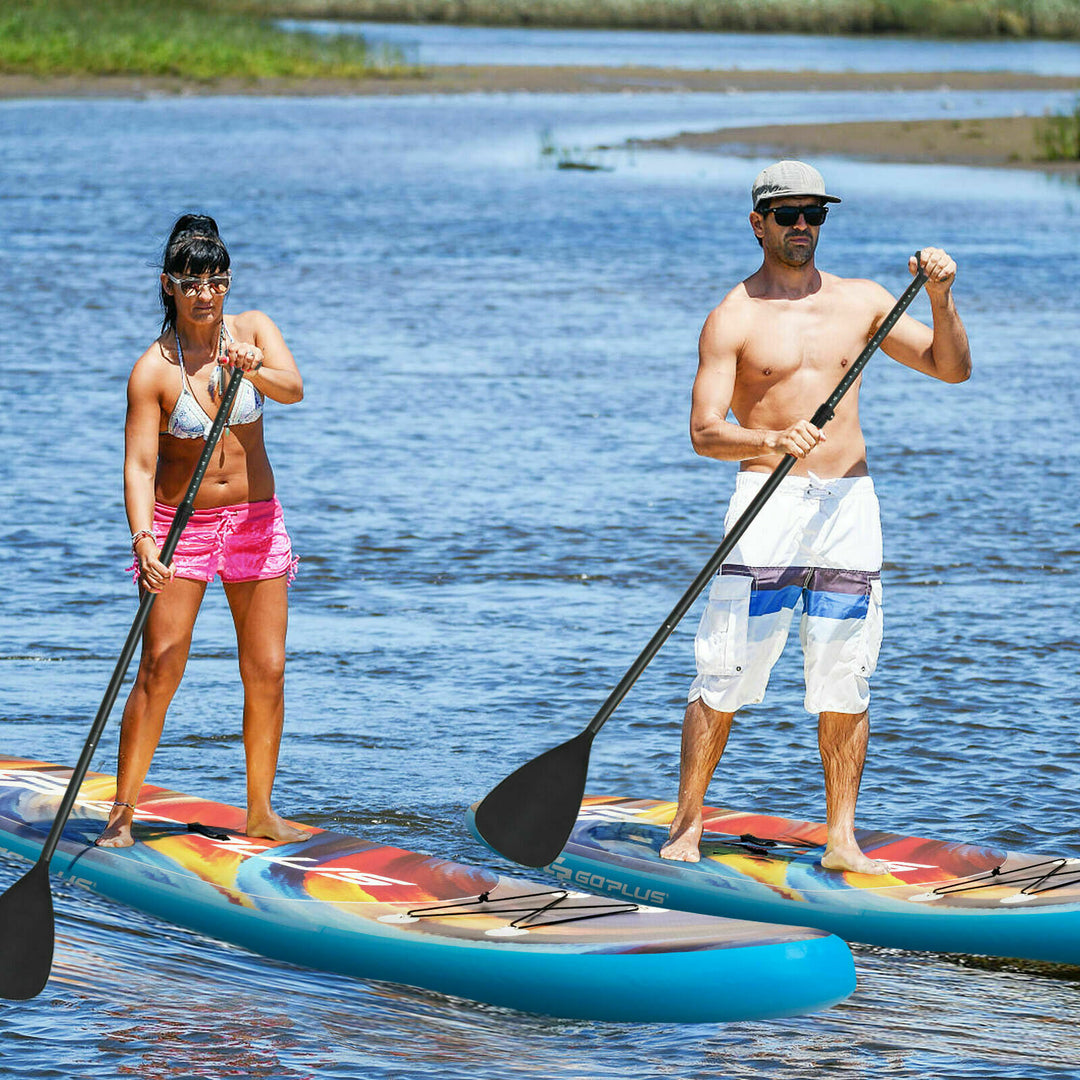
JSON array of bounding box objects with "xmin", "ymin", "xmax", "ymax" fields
[{"xmin": 729, "ymin": 565, "xmax": 877, "ymax": 621}]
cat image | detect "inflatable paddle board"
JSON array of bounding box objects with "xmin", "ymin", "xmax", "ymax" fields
[
  {"xmin": 0, "ymin": 759, "xmax": 855, "ymax": 1022},
  {"xmin": 467, "ymin": 796, "xmax": 1080, "ymax": 965}
]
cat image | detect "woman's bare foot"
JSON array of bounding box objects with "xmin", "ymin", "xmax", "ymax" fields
[
  {"xmin": 659, "ymin": 813, "xmax": 703, "ymax": 862},
  {"xmin": 96, "ymin": 804, "xmax": 135, "ymax": 848},
  {"xmin": 246, "ymin": 810, "xmax": 309, "ymax": 844},
  {"xmin": 820, "ymin": 844, "xmax": 889, "ymax": 875}
]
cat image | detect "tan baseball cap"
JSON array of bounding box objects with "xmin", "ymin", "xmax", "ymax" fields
[{"xmin": 752, "ymin": 160, "xmax": 841, "ymax": 210}]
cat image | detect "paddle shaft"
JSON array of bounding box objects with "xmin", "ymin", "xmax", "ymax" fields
[
  {"xmin": 36, "ymin": 366, "xmax": 246, "ymax": 866},
  {"xmin": 583, "ymin": 256, "xmax": 928, "ymax": 739}
]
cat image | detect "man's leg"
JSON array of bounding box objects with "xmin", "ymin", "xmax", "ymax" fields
[
  {"xmin": 660, "ymin": 699, "xmax": 734, "ymax": 863},
  {"xmin": 817, "ymin": 710, "xmax": 887, "ymax": 874}
]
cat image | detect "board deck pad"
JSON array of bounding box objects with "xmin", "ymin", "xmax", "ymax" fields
[
  {"xmin": 505, "ymin": 796, "xmax": 1080, "ymax": 965},
  {"xmin": 0, "ymin": 759, "xmax": 855, "ymax": 1022}
]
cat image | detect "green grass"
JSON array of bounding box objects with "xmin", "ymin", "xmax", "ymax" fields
[
  {"xmin": 226, "ymin": 0, "xmax": 1080, "ymax": 39},
  {"xmin": 0, "ymin": 0, "xmax": 416, "ymax": 79},
  {"xmin": 7, "ymin": 0, "xmax": 1080, "ymax": 81},
  {"xmin": 1037, "ymin": 97, "xmax": 1080, "ymax": 158}
]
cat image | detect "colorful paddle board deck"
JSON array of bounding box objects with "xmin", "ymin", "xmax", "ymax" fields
[
  {"xmin": 0, "ymin": 760, "xmax": 855, "ymax": 1022},
  {"xmin": 470, "ymin": 796, "xmax": 1080, "ymax": 965}
]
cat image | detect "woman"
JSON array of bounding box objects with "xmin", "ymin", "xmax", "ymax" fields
[{"xmin": 97, "ymin": 214, "xmax": 307, "ymax": 848}]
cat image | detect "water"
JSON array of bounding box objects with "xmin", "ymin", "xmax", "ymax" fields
[
  {"xmin": 285, "ymin": 20, "xmax": 1080, "ymax": 75},
  {"xmin": 1, "ymin": 46, "xmax": 1079, "ymax": 1080}
]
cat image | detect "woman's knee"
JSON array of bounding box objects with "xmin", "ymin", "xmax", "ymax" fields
[
  {"xmin": 238, "ymin": 649, "xmax": 286, "ymax": 691},
  {"xmin": 136, "ymin": 641, "xmax": 189, "ymax": 694}
]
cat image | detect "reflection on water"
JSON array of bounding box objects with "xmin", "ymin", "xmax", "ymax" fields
[{"xmin": 0, "ymin": 71, "xmax": 1079, "ymax": 1080}]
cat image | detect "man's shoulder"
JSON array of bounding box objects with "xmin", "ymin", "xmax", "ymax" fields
[
  {"xmin": 821, "ymin": 270, "xmax": 894, "ymax": 303},
  {"xmin": 703, "ymin": 280, "xmax": 755, "ymax": 324}
]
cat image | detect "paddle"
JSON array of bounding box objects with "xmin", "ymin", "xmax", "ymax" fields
[
  {"xmin": 474, "ymin": 254, "xmax": 930, "ymax": 868},
  {"xmin": 0, "ymin": 365, "xmax": 246, "ymax": 1001}
]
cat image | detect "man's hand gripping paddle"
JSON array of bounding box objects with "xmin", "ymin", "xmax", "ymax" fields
[
  {"xmin": 0, "ymin": 367, "xmax": 246, "ymax": 1001},
  {"xmin": 474, "ymin": 254, "xmax": 929, "ymax": 868}
]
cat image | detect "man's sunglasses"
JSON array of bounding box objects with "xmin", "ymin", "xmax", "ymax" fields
[{"xmin": 758, "ymin": 205, "xmax": 829, "ymax": 226}]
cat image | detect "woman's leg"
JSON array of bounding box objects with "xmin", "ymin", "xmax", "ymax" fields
[
  {"xmin": 97, "ymin": 578, "xmax": 207, "ymax": 847},
  {"xmin": 223, "ymin": 575, "xmax": 307, "ymax": 842}
]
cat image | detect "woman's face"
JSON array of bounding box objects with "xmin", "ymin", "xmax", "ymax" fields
[{"xmin": 162, "ymin": 266, "xmax": 231, "ymax": 324}]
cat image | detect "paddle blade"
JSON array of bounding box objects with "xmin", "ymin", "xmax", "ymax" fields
[
  {"xmin": 0, "ymin": 860, "xmax": 55, "ymax": 1000},
  {"xmin": 473, "ymin": 729, "xmax": 594, "ymax": 868}
]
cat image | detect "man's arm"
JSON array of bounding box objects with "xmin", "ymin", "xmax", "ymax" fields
[
  {"xmin": 690, "ymin": 299, "xmax": 825, "ymax": 462},
  {"xmin": 879, "ymin": 247, "xmax": 972, "ymax": 384}
]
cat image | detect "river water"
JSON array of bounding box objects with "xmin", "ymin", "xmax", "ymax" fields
[
  {"xmin": 287, "ymin": 19, "xmax": 1080, "ymax": 74},
  {"xmin": 0, "ymin": 27, "xmax": 1079, "ymax": 1080}
]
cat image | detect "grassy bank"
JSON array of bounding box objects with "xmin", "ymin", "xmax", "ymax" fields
[
  {"xmin": 0, "ymin": 0, "xmax": 415, "ymax": 79},
  {"xmin": 226, "ymin": 0, "xmax": 1080, "ymax": 39}
]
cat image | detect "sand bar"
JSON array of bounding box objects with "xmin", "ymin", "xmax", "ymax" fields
[
  {"xmin": 2, "ymin": 64, "xmax": 1077, "ymax": 98},
  {"xmin": 629, "ymin": 114, "xmax": 1079, "ymax": 171}
]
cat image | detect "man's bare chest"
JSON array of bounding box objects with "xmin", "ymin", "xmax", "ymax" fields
[{"xmin": 737, "ymin": 307, "xmax": 874, "ymax": 383}]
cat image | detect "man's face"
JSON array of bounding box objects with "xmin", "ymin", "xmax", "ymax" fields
[{"xmin": 751, "ymin": 198, "xmax": 827, "ymax": 267}]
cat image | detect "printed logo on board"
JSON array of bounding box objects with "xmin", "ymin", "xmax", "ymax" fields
[{"xmin": 548, "ymin": 857, "xmax": 668, "ymax": 907}]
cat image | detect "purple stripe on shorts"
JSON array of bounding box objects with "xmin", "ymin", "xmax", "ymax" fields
[{"xmin": 723, "ymin": 565, "xmax": 878, "ymax": 595}]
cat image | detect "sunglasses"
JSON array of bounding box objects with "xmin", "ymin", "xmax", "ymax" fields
[
  {"xmin": 759, "ymin": 205, "xmax": 829, "ymax": 226},
  {"xmin": 167, "ymin": 272, "xmax": 232, "ymax": 296}
]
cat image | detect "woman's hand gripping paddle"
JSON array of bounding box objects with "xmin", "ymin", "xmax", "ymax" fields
[
  {"xmin": 474, "ymin": 254, "xmax": 929, "ymax": 868},
  {"xmin": 0, "ymin": 366, "xmax": 246, "ymax": 1001}
]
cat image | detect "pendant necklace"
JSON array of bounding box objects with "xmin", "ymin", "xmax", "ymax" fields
[{"xmin": 175, "ymin": 321, "xmax": 227, "ymax": 402}]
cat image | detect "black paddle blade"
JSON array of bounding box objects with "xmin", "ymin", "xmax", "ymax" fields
[
  {"xmin": 0, "ymin": 860, "xmax": 55, "ymax": 1000},
  {"xmin": 473, "ymin": 729, "xmax": 594, "ymax": 867}
]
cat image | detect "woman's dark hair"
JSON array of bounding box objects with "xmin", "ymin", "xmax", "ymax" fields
[{"xmin": 159, "ymin": 214, "xmax": 231, "ymax": 334}]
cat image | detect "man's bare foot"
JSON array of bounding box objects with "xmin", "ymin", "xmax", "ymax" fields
[
  {"xmin": 820, "ymin": 845, "xmax": 889, "ymax": 875},
  {"xmin": 96, "ymin": 806, "xmax": 135, "ymax": 848},
  {"xmin": 659, "ymin": 815, "xmax": 703, "ymax": 862},
  {"xmin": 246, "ymin": 810, "xmax": 309, "ymax": 844}
]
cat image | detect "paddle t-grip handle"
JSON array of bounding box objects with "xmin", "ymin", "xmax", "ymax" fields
[{"xmin": 583, "ymin": 252, "xmax": 928, "ymax": 739}]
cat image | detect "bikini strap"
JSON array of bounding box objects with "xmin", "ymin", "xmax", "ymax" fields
[{"xmin": 174, "ymin": 330, "xmax": 193, "ymax": 395}]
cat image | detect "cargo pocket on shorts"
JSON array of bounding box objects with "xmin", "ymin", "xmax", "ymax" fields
[
  {"xmin": 855, "ymin": 578, "xmax": 884, "ymax": 678},
  {"xmin": 694, "ymin": 573, "xmax": 752, "ymax": 678}
]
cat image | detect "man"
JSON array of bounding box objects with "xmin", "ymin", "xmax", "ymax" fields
[{"xmin": 660, "ymin": 161, "xmax": 970, "ymax": 873}]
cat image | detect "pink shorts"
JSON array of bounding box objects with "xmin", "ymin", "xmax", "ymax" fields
[{"xmin": 129, "ymin": 497, "xmax": 299, "ymax": 585}]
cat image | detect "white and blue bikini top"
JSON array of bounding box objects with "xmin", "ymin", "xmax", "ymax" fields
[{"xmin": 166, "ymin": 321, "xmax": 264, "ymax": 440}]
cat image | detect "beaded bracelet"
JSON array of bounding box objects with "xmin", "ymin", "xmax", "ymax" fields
[{"xmin": 130, "ymin": 529, "xmax": 155, "ymax": 554}]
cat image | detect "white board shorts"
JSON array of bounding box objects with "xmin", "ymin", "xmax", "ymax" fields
[{"xmin": 688, "ymin": 471, "xmax": 884, "ymax": 715}]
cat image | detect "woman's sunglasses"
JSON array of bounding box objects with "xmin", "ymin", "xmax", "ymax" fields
[
  {"xmin": 758, "ymin": 205, "xmax": 829, "ymax": 227},
  {"xmin": 167, "ymin": 272, "xmax": 232, "ymax": 296}
]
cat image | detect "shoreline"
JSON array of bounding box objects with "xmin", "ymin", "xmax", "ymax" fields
[
  {"xmin": 3, "ymin": 65, "xmax": 1077, "ymax": 98},
  {"xmin": 4, "ymin": 65, "xmax": 1078, "ymax": 172},
  {"xmin": 627, "ymin": 115, "xmax": 1078, "ymax": 172}
]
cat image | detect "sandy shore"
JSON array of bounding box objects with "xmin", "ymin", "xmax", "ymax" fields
[
  {"xmin": 629, "ymin": 114, "xmax": 1075, "ymax": 171},
  {"xmin": 4, "ymin": 64, "xmax": 1077, "ymax": 171},
  {"xmin": 3, "ymin": 64, "xmax": 1077, "ymax": 99}
]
